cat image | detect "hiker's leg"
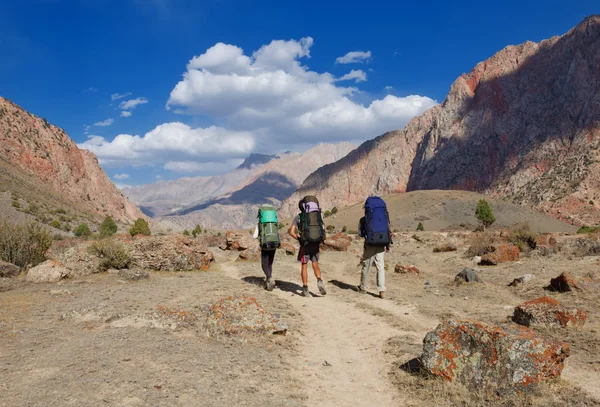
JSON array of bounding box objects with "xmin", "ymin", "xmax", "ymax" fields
[
  {"xmin": 301, "ymin": 263, "xmax": 309, "ymax": 286},
  {"xmin": 360, "ymin": 246, "xmax": 374, "ymax": 289},
  {"xmin": 374, "ymin": 250, "xmax": 386, "ymax": 292},
  {"xmin": 312, "ymin": 260, "xmax": 322, "ymax": 280},
  {"xmin": 267, "ymin": 250, "xmax": 275, "ymax": 276},
  {"xmin": 261, "ymin": 250, "xmax": 272, "ymax": 279}
]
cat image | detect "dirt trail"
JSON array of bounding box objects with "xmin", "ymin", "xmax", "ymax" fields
[{"xmin": 221, "ymin": 260, "xmax": 438, "ymax": 407}]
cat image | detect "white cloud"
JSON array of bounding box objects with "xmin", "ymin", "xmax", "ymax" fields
[
  {"xmin": 78, "ymin": 122, "xmax": 255, "ymax": 169},
  {"xmin": 335, "ymin": 51, "xmax": 372, "ymax": 64},
  {"xmin": 120, "ymin": 97, "xmax": 148, "ymax": 110},
  {"xmin": 336, "ymin": 69, "xmax": 367, "ymax": 83},
  {"xmin": 164, "ymin": 159, "xmax": 244, "ymax": 173},
  {"xmin": 121, "ymin": 111, "xmax": 132, "ymax": 117},
  {"xmin": 111, "ymin": 92, "xmax": 132, "ymax": 101},
  {"xmin": 85, "ymin": 87, "xmax": 98, "ymax": 92},
  {"xmin": 83, "ymin": 124, "xmax": 91, "ymax": 135},
  {"xmin": 94, "ymin": 118, "xmax": 114, "ymax": 127},
  {"xmin": 167, "ymin": 38, "xmax": 436, "ymax": 145},
  {"xmin": 115, "ymin": 183, "xmax": 131, "ymax": 190},
  {"xmin": 384, "ymin": 85, "xmax": 393, "ymax": 91},
  {"xmin": 113, "ymin": 173, "xmax": 130, "ymax": 180}
]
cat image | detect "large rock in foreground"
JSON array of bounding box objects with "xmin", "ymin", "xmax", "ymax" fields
[
  {"xmin": 25, "ymin": 260, "xmax": 70, "ymax": 283},
  {"xmin": 0, "ymin": 260, "xmax": 21, "ymax": 278},
  {"xmin": 422, "ymin": 320, "xmax": 570, "ymax": 395},
  {"xmin": 513, "ymin": 296, "xmax": 587, "ymax": 328},
  {"xmin": 479, "ymin": 245, "xmax": 520, "ymax": 265},
  {"xmin": 130, "ymin": 236, "xmax": 214, "ymax": 271},
  {"xmin": 322, "ymin": 233, "xmax": 352, "ymax": 251}
]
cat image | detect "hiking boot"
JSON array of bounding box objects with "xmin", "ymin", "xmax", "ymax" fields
[
  {"xmin": 266, "ymin": 278, "xmax": 275, "ymax": 292},
  {"xmin": 379, "ymin": 291, "xmax": 385, "ymax": 299},
  {"xmin": 317, "ymin": 279, "xmax": 327, "ymax": 295},
  {"xmin": 357, "ymin": 285, "xmax": 366, "ymax": 294},
  {"xmin": 302, "ymin": 286, "xmax": 311, "ymax": 297}
]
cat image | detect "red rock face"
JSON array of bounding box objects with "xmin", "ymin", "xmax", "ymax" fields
[
  {"xmin": 422, "ymin": 320, "xmax": 570, "ymax": 395},
  {"xmin": 513, "ymin": 296, "xmax": 587, "ymax": 328},
  {"xmin": 0, "ymin": 97, "xmax": 144, "ymax": 223},
  {"xmin": 281, "ymin": 16, "xmax": 600, "ymax": 226},
  {"xmin": 479, "ymin": 244, "xmax": 520, "ymax": 265},
  {"xmin": 394, "ymin": 264, "xmax": 421, "ymax": 274}
]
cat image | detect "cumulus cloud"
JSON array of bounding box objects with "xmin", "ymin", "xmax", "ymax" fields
[
  {"xmin": 78, "ymin": 122, "xmax": 255, "ymax": 169},
  {"xmin": 164, "ymin": 158, "xmax": 245, "ymax": 173},
  {"xmin": 336, "ymin": 69, "xmax": 367, "ymax": 83},
  {"xmin": 113, "ymin": 173, "xmax": 130, "ymax": 180},
  {"xmin": 94, "ymin": 118, "xmax": 114, "ymax": 127},
  {"xmin": 167, "ymin": 38, "xmax": 436, "ymax": 144},
  {"xmin": 120, "ymin": 97, "xmax": 148, "ymax": 110},
  {"xmin": 121, "ymin": 111, "xmax": 132, "ymax": 117},
  {"xmin": 335, "ymin": 51, "xmax": 372, "ymax": 64},
  {"xmin": 111, "ymin": 92, "xmax": 132, "ymax": 101}
]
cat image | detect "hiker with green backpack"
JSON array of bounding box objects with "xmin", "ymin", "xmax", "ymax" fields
[
  {"xmin": 253, "ymin": 204, "xmax": 281, "ymax": 291},
  {"xmin": 289, "ymin": 195, "xmax": 327, "ymax": 298}
]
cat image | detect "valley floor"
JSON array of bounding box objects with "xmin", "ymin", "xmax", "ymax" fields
[{"xmin": 1, "ymin": 232, "xmax": 600, "ymax": 406}]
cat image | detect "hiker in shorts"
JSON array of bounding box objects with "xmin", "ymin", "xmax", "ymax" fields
[
  {"xmin": 357, "ymin": 196, "xmax": 392, "ymax": 299},
  {"xmin": 253, "ymin": 204, "xmax": 281, "ymax": 291},
  {"xmin": 289, "ymin": 197, "xmax": 327, "ymax": 298}
]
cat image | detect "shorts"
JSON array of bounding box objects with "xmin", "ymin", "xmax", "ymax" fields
[{"xmin": 297, "ymin": 242, "xmax": 320, "ymax": 264}]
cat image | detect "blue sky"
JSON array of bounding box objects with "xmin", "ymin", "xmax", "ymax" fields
[{"xmin": 1, "ymin": 0, "xmax": 597, "ymax": 186}]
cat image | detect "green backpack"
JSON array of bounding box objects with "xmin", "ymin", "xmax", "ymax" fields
[{"xmin": 258, "ymin": 205, "xmax": 281, "ymax": 250}]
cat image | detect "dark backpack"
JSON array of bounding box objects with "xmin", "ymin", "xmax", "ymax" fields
[
  {"xmin": 363, "ymin": 196, "xmax": 391, "ymax": 246},
  {"xmin": 258, "ymin": 205, "xmax": 280, "ymax": 249},
  {"xmin": 298, "ymin": 196, "xmax": 325, "ymax": 244}
]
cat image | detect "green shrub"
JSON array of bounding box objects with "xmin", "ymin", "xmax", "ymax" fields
[
  {"xmin": 99, "ymin": 216, "xmax": 118, "ymax": 237},
  {"xmin": 475, "ymin": 199, "xmax": 496, "ymax": 230},
  {"xmin": 11, "ymin": 200, "xmax": 20, "ymax": 208},
  {"xmin": 183, "ymin": 229, "xmax": 190, "ymax": 236},
  {"xmin": 589, "ymin": 200, "xmax": 595, "ymax": 206},
  {"xmin": 577, "ymin": 225, "xmax": 600, "ymax": 234},
  {"xmin": 278, "ymin": 223, "xmax": 286, "ymax": 230},
  {"xmin": 50, "ymin": 219, "xmax": 61, "ymax": 229},
  {"xmin": 347, "ymin": 229, "xmax": 358, "ymax": 235},
  {"xmin": 326, "ymin": 225, "xmax": 335, "ymax": 232},
  {"xmin": 508, "ymin": 223, "xmax": 538, "ymax": 252},
  {"xmin": 62, "ymin": 224, "xmax": 71, "ymax": 232},
  {"xmin": 331, "ymin": 207, "xmax": 338, "ymax": 214},
  {"xmin": 0, "ymin": 220, "xmax": 53, "ymax": 267},
  {"xmin": 323, "ymin": 210, "xmax": 332, "ymax": 218},
  {"xmin": 217, "ymin": 232, "xmax": 222, "ymax": 237},
  {"xmin": 28, "ymin": 203, "xmax": 40, "ymax": 215},
  {"xmin": 74, "ymin": 223, "xmax": 92, "ymax": 237},
  {"xmin": 54, "ymin": 208, "xmax": 66, "ymax": 214},
  {"xmin": 342, "ymin": 225, "xmax": 347, "ymax": 232},
  {"xmin": 88, "ymin": 239, "xmax": 132, "ymax": 271},
  {"xmin": 417, "ymin": 222, "xmax": 424, "ymax": 231},
  {"xmin": 129, "ymin": 218, "xmax": 151, "ymax": 237},
  {"xmin": 192, "ymin": 225, "xmax": 202, "ymax": 238}
]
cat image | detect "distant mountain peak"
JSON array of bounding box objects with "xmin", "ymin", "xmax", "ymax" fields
[{"xmin": 236, "ymin": 153, "xmax": 278, "ymax": 170}]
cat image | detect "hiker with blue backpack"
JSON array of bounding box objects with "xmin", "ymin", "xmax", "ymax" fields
[
  {"xmin": 289, "ymin": 195, "xmax": 327, "ymax": 298},
  {"xmin": 253, "ymin": 204, "xmax": 281, "ymax": 291},
  {"xmin": 357, "ymin": 196, "xmax": 393, "ymax": 299}
]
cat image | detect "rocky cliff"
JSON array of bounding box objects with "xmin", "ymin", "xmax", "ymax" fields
[
  {"xmin": 282, "ymin": 16, "xmax": 600, "ymax": 226},
  {"xmin": 0, "ymin": 97, "xmax": 144, "ymax": 223}
]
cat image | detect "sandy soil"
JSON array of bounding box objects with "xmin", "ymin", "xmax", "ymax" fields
[{"xmin": 2, "ymin": 230, "xmax": 599, "ymax": 407}]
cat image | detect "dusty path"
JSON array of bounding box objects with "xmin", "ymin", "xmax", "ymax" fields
[{"xmin": 221, "ymin": 259, "xmax": 438, "ymax": 407}]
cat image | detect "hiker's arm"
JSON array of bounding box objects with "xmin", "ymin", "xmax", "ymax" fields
[{"xmin": 289, "ymin": 224, "xmax": 300, "ymax": 240}]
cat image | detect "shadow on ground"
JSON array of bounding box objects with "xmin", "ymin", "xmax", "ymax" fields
[
  {"xmin": 242, "ymin": 276, "xmax": 323, "ymax": 297},
  {"xmin": 399, "ymin": 357, "xmax": 426, "ymax": 375},
  {"xmin": 329, "ymin": 279, "xmax": 381, "ymax": 298}
]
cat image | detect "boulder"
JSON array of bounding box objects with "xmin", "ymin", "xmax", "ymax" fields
[
  {"xmin": 394, "ymin": 264, "xmax": 421, "ymax": 274},
  {"xmin": 322, "ymin": 233, "xmax": 352, "ymax": 251},
  {"xmin": 548, "ymin": 272, "xmax": 583, "ymax": 292},
  {"xmin": 422, "ymin": 320, "xmax": 570, "ymax": 395},
  {"xmin": 117, "ymin": 268, "xmax": 150, "ymax": 281},
  {"xmin": 0, "ymin": 260, "xmax": 20, "ymax": 278},
  {"xmin": 130, "ymin": 236, "xmax": 214, "ymax": 271},
  {"xmin": 512, "ymin": 296, "xmax": 587, "ymax": 328},
  {"xmin": 25, "ymin": 260, "xmax": 70, "ymax": 283},
  {"xmin": 221, "ymin": 231, "xmax": 257, "ymax": 252},
  {"xmin": 454, "ymin": 268, "xmax": 481, "ymax": 283},
  {"xmin": 508, "ymin": 273, "xmax": 534, "ymax": 287},
  {"xmin": 238, "ymin": 248, "xmax": 260, "ymax": 262},
  {"xmin": 205, "ymin": 295, "xmax": 287, "ymax": 336},
  {"xmin": 479, "ymin": 244, "xmax": 520, "ymax": 265},
  {"xmin": 433, "ymin": 243, "xmax": 457, "ymax": 253},
  {"xmin": 278, "ymin": 241, "xmax": 297, "ymax": 256},
  {"xmin": 535, "ymin": 233, "xmax": 558, "ymax": 247}
]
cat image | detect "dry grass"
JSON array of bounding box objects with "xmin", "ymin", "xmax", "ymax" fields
[
  {"xmin": 88, "ymin": 238, "xmax": 132, "ymax": 271},
  {"xmin": 0, "ymin": 219, "xmax": 52, "ymax": 267},
  {"xmin": 465, "ymin": 230, "xmax": 497, "ymax": 257}
]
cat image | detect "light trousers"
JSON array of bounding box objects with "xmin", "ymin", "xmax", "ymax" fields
[{"xmin": 360, "ymin": 245, "xmax": 386, "ymax": 292}]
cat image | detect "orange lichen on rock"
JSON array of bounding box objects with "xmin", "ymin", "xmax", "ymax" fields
[{"xmin": 513, "ymin": 296, "xmax": 587, "ymax": 328}]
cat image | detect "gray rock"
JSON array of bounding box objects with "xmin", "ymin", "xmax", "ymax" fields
[
  {"xmin": 117, "ymin": 268, "xmax": 149, "ymax": 281},
  {"xmin": 25, "ymin": 260, "xmax": 70, "ymax": 283},
  {"xmin": 455, "ymin": 268, "xmax": 481, "ymax": 283},
  {"xmin": 0, "ymin": 260, "xmax": 20, "ymax": 278},
  {"xmin": 508, "ymin": 273, "xmax": 534, "ymax": 287}
]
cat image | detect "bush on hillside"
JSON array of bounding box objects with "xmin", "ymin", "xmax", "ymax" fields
[
  {"xmin": 129, "ymin": 218, "xmax": 151, "ymax": 237},
  {"xmin": 192, "ymin": 225, "xmax": 202, "ymax": 238},
  {"xmin": 99, "ymin": 216, "xmax": 118, "ymax": 237},
  {"xmin": 326, "ymin": 225, "xmax": 335, "ymax": 232},
  {"xmin": 475, "ymin": 199, "xmax": 496, "ymax": 230},
  {"xmin": 183, "ymin": 230, "xmax": 190, "ymax": 236},
  {"xmin": 323, "ymin": 210, "xmax": 332, "ymax": 218},
  {"xmin": 0, "ymin": 220, "xmax": 53, "ymax": 268},
  {"xmin": 74, "ymin": 223, "xmax": 92, "ymax": 237},
  {"xmin": 88, "ymin": 238, "xmax": 132, "ymax": 271},
  {"xmin": 331, "ymin": 207, "xmax": 338, "ymax": 214},
  {"xmin": 50, "ymin": 219, "xmax": 61, "ymax": 229},
  {"xmin": 417, "ymin": 222, "xmax": 424, "ymax": 231},
  {"xmin": 577, "ymin": 225, "xmax": 600, "ymax": 234},
  {"xmin": 508, "ymin": 223, "xmax": 538, "ymax": 252}
]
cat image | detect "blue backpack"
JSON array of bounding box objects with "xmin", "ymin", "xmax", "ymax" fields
[{"xmin": 363, "ymin": 196, "xmax": 391, "ymax": 246}]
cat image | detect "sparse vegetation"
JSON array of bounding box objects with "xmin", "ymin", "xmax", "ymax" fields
[
  {"xmin": 74, "ymin": 223, "xmax": 92, "ymax": 237},
  {"xmin": 183, "ymin": 230, "xmax": 190, "ymax": 236},
  {"xmin": 11, "ymin": 200, "xmax": 20, "ymax": 208},
  {"xmin": 347, "ymin": 229, "xmax": 358, "ymax": 235},
  {"xmin": 326, "ymin": 225, "xmax": 335, "ymax": 232},
  {"xmin": 508, "ymin": 223, "xmax": 538, "ymax": 252},
  {"xmin": 278, "ymin": 223, "xmax": 286, "ymax": 230},
  {"xmin": 129, "ymin": 218, "xmax": 151, "ymax": 237},
  {"xmin": 50, "ymin": 219, "xmax": 61, "ymax": 229},
  {"xmin": 475, "ymin": 199, "xmax": 496, "ymax": 230},
  {"xmin": 0, "ymin": 220, "xmax": 53, "ymax": 268},
  {"xmin": 323, "ymin": 210, "xmax": 332, "ymax": 218},
  {"xmin": 342, "ymin": 225, "xmax": 347, "ymax": 232},
  {"xmin": 331, "ymin": 207, "xmax": 338, "ymax": 214},
  {"xmin": 589, "ymin": 200, "xmax": 594, "ymax": 206},
  {"xmin": 465, "ymin": 231, "xmax": 496, "ymax": 257},
  {"xmin": 192, "ymin": 225, "xmax": 202, "ymax": 238},
  {"xmin": 88, "ymin": 238, "xmax": 132, "ymax": 271},
  {"xmin": 99, "ymin": 216, "xmax": 118, "ymax": 237},
  {"xmin": 577, "ymin": 225, "xmax": 600, "ymax": 234},
  {"xmin": 417, "ymin": 222, "xmax": 424, "ymax": 231}
]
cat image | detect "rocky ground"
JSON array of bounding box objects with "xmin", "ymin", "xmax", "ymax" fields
[{"xmin": 1, "ymin": 229, "xmax": 600, "ymax": 406}]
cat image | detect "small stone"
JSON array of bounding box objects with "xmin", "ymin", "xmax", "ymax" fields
[
  {"xmin": 508, "ymin": 273, "xmax": 534, "ymax": 287},
  {"xmin": 0, "ymin": 260, "xmax": 20, "ymax": 278},
  {"xmin": 455, "ymin": 268, "xmax": 481, "ymax": 283},
  {"xmin": 433, "ymin": 243, "xmax": 457, "ymax": 253},
  {"xmin": 395, "ymin": 264, "xmax": 421, "ymax": 274}
]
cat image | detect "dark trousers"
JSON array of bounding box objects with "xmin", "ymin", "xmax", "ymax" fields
[{"xmin": 261, "ymin": 249, "xmax": 275, "ymax": 279}]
